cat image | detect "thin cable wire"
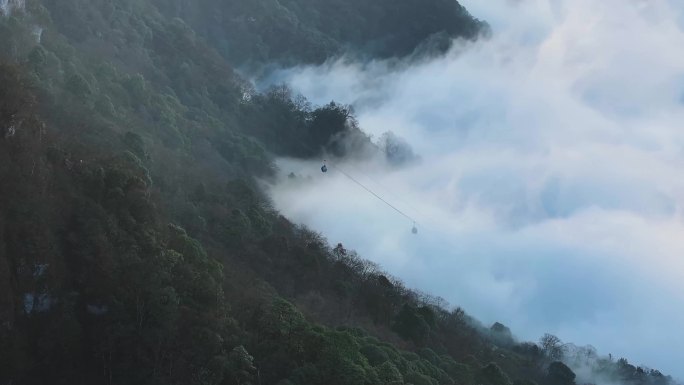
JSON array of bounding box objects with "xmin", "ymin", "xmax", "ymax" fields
[
  {"xmin": 343, "ymin": 162, "xmax": 424, "ymax": 221},
  {"xmin": 283, "ymin": 128, "xmax": 418, "ymax": 226},
  {"xmin": 329, "ymin": 163, "xmax": 417, "ymax": 224}
]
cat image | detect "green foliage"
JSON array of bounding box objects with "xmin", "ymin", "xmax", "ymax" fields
[
  {"xmin": 65, "ymin": 72, "xmax": 91, "ymax": 99},
  {"xmin": 260, "ymin": 298, "xmax": 308, "ymax": 341},
  {"xmin": 440, "ymin": 358, "xmax": 474, "ymax": 385},
  {"xmin": 393, "ymin": 304, "xmax": 432, "ymax": 345},
  {"xmin": 376, "ymin": 361, "xmax": 404, "ymax": 384},
  {"xmin": 405, "ymin": 371, "xmax": 439, "ymax": 385},
  {"xmin": 228, "ymin": 345, "xmax": 257, "ymax": 384},
  {"xmin": 27, "ymin": 45, "xmax": 47, "ymax": 67},
  {"xmin": 479, "ymin": 363, "xmax": 512, "ymax": 385},
  {"xmin": 362, "ymin": 344, "xmax": 390, "ymax": 366},
  {"xmin": 418, "ymin": 348, "xmax": 441, "ymax": 366},
  {"xmin": 489, "ymin": 322, "xmax": 515, "ymax": 347},
  {"xmin": 152, "ymin": 0, "xmax": 487, "ymax": 66},
  {"xmin": 514, "ymin": 380, "xmax": 539, "ymax": 385},
  {"xmin": 123, "ymin": 131, "xmax": 147, "ymax": 159},
  {"xmin": 0, "ymin": 63, "xmax": 33, "ymax": 126},
  {"xmin": 546, "ymin": 362, "xmax": 575, "ymax": 385}
]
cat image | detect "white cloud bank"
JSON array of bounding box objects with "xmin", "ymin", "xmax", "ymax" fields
[{"xmin": 266, "ymin": 0, "xmax": 684, "ymax": 378}]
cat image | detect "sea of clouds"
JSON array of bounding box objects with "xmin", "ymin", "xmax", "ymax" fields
[{"xmin": 264, "ymin": 0, "xmax": 684, "ymax": 378}]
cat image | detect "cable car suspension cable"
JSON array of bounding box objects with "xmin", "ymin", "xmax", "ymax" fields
[{"xmin": 329, "ymin": 163, "xmax": 417, "ymax": 225}]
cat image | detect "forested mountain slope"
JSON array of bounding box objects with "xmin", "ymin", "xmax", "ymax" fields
[
  {"xmin": 150, "ymin": 0, "xmax": 488, "ymax": 66},
  {"xmin": 0, "ymin": 1, "xmax": 675, "ymax": 385}
]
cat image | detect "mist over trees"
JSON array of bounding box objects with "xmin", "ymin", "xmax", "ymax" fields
[{"xmin": 0, "ymin": 1, "xmax": 677, "ymax": 385}]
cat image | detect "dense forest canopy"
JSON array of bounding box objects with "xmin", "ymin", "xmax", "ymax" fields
[
  {"xmin": 150, "ymin": 0, "xmax": 488, "ymax": 67},
  {"xmin": 0, "ymin": 1, "xmax": 676, "ymax": 385}
]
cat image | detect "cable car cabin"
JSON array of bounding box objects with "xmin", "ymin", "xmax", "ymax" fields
[
  {"xmin": 321, "ymin": 164, "xmax": 328, "ymax": 173},
  {"xmin": 412, "ymin": 225, "xmax": 418, "ymax": 234}
]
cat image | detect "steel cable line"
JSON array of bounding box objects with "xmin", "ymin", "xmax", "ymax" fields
[
  {"xmin": 286, "ymin": 133, "xmax": 419, "ymax": 229},
  {"xmin": 340, "ymin": 161, "xmax": 425, "ymax": 222},
  {"xmin": 327, "ymin": 162, "xmax": 417, "ymax": 224}
]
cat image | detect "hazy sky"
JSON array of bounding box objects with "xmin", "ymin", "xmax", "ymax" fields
[{"xmin": 265, "ymin": 0, "xmax": 684, "ymax": 379}]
